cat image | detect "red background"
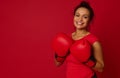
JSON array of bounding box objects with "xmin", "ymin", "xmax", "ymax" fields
[{"xmin": 0, "ymin": 0, "xmax": 120, "ymax": 78}]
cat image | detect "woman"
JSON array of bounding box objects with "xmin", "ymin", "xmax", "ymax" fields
[{"xmin": 54, "ymin": 1, "xmax": 104, "ymax": 78}]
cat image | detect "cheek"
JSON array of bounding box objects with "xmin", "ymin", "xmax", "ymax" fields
[
  {"xmin": 73, "ymin": 17, "xmax": 76, "ymax": 23},
  {"xmin": 73, "ymin": 17, "xmax": 76, "ymax": 21},
  {"xmin": 84, "ymin": 19, "xmax": 90, "ymax": 23},
  {"xmin": 73, "ymin": 18, "xmax": 77, "ymax": 26},
  {"xmin": 73, "ymin": 16, "xmax": 79, "ymax": 21}
]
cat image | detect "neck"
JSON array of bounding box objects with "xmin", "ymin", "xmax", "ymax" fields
[{"xmin": 75, "ymin": 29, "xmax": 88, "ymax": 36}]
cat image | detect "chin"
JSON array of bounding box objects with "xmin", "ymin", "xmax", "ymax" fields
[{"xmin": 75, "ymin": 25, "xmax": 86, "ymax": 29}]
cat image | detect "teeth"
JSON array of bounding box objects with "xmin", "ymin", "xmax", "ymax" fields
[
  {"xmin": 77, "ymin": 22, "xmax": 83, "ymax": 25},
  {"xmin": 78, "ymin": 22, "xmax": 82, "ymax": 24}
]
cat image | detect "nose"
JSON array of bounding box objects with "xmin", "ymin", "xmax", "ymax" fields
[{"xmin": 78, "ymin": 17, "xmax": 83, "ymax": 21}]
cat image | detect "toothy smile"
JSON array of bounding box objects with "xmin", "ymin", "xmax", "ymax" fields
[{"xmin": 77, "ymin": 22, "xmax": 84, "ymax": 25}]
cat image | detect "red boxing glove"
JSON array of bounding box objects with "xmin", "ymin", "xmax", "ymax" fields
[
  {"xmin": 54, "ymin": 53, "xmax": 68, "ymax": 62},
  {"xmin": 52, "ymin": 33, "xmax": 73, "ymax": 62},
  {"xmin": 70, "ymin": 39, "xmax": 91, "ymax": 62}
]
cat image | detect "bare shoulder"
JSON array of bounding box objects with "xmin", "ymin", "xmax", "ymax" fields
[{"xmin": 92, "ymin": 41, "xmax": 102, "ymax": 48}]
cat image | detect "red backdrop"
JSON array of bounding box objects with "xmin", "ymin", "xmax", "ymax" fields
[{"xmin": 0, "ymin": 0, "xmax": 120, "ymax": 78}]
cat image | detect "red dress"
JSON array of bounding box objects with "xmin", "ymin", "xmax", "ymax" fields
[{"xmin": 66, "ymin": 33, "xmax": 98, "ymax": 78}]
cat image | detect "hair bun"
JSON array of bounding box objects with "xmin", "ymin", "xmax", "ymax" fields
[{"xmin": 80, "ymin": 1, "xmax": 90, "ymax": 7}]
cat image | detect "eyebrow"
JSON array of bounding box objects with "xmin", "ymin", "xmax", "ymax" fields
[{"xmin": 75, "ymin": 13, "xmax": 89, "ymax": 16}]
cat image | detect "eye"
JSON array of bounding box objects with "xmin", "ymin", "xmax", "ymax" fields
[
  {"xmin": 83, "ymin": 16, "xmax": 89, "ymax": 19},
  {"xmin": 75, "ymin": 14, "xmax": 80, "ymax": 17}
]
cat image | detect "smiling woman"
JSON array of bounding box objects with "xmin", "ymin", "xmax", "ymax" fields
[
  {"xmin": 53, "ymin": 1, "xmax": 104, "ymax": 78},
  {"xmin": 74, "ymin": 7, "xmax": 91, "ymax": 30}
]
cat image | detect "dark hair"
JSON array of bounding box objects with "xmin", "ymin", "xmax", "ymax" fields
[{"xmin": 74, "ymin": 1, "xmax": 94, "ymax": 21}]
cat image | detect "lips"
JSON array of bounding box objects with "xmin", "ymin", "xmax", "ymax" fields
[{"xmin": 76, "ymin": 21, "xmax": 84, "ymax": 25}]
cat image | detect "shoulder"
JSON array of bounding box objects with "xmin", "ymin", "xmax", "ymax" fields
[{"xmin": 85, "ymin": 33, "xmax": 99, "ymax": 45}]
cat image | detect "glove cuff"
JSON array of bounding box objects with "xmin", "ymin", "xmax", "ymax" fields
[{"xmin": 84, "ymin": 60, "xmax": 96, "ymax": 67}]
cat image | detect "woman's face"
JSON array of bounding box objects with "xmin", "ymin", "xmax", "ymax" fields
[{"xmin": 74, "ymin": 7, "xmax": 90, "ymax": 30}]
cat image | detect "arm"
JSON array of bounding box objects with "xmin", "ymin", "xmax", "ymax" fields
[{"xmin": 92, "ymin": 41, "xmax": 104, "ymax": 72}]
